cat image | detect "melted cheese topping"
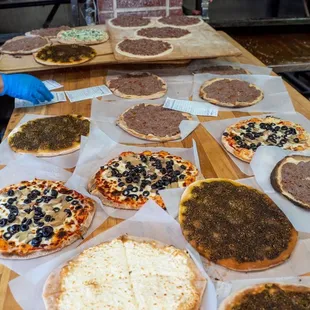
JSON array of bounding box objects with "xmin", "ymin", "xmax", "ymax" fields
[{"xmin": 60, "ymin": 29, "xmax": 108, "ymax": 42}]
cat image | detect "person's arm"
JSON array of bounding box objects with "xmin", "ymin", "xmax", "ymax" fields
[{"xmin": 0, "ymin": 73, "xmax": 53, "ymax": 104}]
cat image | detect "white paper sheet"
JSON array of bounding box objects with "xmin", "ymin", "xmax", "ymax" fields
[
  {"xmin": 202, "ymin": 112, "xmax": 310, "ymax": 176},
  {"xmin": 65, "ymin": 85, "xmax": 112, "ymax": 102},
  {"xmin": 164, "ymin": 97, "xmax": 218, "ymax": 116},
  {"xmin": 216, "ymin": 276, "xmax": 310, "ymax": 306},
  {"xmin": 9, "ymin": 201, "xmax": 217, "ymax": 310},
  {"xmin": 15, "ymin": 92, "xmax": 66, "ymax": 108},
  {"xmin": 66, "ymin": 126, "xmax": 202, "ymax": 219},
  {"xmin": 91, "ymin": 99, "xmax": 200, "ymax": 144},
  {"xmin": 251, "ymin": 146, "xmax": 310, "ymax": 233},
  {"xmin": 189, "ymin": 59, "xmax": 273, "ymax": 75},
  {"xmin": 192, "ymin": 73, "xmax": 295, "ymax": 112},
  {"xmin": 0, "ymin": 155, "xmax": 108, "ymax": 276},
  {"xmin": 43, "ymin": 80, "xmax": 63, "ymax": 91},
  {"xmin": 0, "ymin": 114, "xmax": 95, "ymax": 169}
]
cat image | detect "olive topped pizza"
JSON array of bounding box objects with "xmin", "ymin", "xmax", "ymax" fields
[
  {"xmin": 88, "ymin": 151, "xmax": 198, "ymax": 210},
  {"xmin": 222, "ymin": 116, "xmax": 310, "ymax": 162},
  {"xmin": 0, "ymin": 179, "xmax": 95, "ymax": 258}
]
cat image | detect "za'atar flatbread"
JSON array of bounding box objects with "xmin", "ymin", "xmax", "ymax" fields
[
  {"xmin": 179, "ymin": 179, "xmax": 298, "ymax": 271},
  {"xmin": 0, "ymin": 179, "xmax": 95, "ymax": 259},
  {"xmin": 43, "ymin": 236, "xmax": 206, "ymax": 310},
  {"xmin": 106, "ymin": 72, "xmax": 167, "ymax": 99},
  {"xmin": 117, "ymin": 103, "xmax": 192, "ymax": 142},
  {"xmin": 199, "ymin": 78, "xmax": 263, "ymax": 108},
  {"xmin": 8, "ymin": 114, "xmax": 90, "ymax": 157},
  {"xmin": 57, "ymin": 28, "xmax": 109, "ymax": 45}
]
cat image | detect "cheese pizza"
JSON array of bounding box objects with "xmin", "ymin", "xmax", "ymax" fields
[{"xmin": 88, "ymin": 151, "xmax": 198, "ymax": 210}]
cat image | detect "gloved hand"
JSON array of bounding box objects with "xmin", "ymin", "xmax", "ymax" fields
[{"xmin": 0, "ymin": 74, "xmax": 53, "ymax": 104}]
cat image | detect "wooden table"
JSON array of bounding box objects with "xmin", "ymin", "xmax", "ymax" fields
[{"xmin": 1, "ymin": 31, "xmax": 310, "ymax": 309}]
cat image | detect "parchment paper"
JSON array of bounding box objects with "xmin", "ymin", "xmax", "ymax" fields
[
  {"xmin": 0, "ymin": 155, "xmax": 108, "ymax": 276},
  {"xmin": 192, "ymin": 73, "xmax": 295, "ymax": 112},
  {"xmin": 189, "ymin": 59, "xmax": 272, "ymax": 75},
  {"xmin": 91, "ymin": 99, "xmax": 200, "ymax": 144},
  {"xmin": 251, "ymin": 146, "xmax": 310, "ymax": 233},
  {"xmin": 66, "ymin": 126, "xmax": 202, "ymax": 219},
  {"xmin": 216, "ymin": 276, "xmax": 310, "ymax": 306},
  {"xmin": 202, "ymin": 112, "xmax": 310, "ymax": 176},
  {"xmin": 0, "ymin": 114, "xmax": 94, "ymax": 169},
  {"xmin": 9, "ymin": 201, "xmax": 217, "ymax": 310}
]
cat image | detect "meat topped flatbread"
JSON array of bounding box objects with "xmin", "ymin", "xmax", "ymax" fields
[
  {"xmin": 199, "ymin": 78, "xmax": 264, "ymax": 108},
  {"xmin": 8, "ymin": 115, "xmax": 90, "ymax": 157},
  {"xmin": 136, "ymin": 26, "xmax": 191, "ymax": 39},
  {"xmin": 106, "ymin": 72, "xmax": 167, "ymax": 99},
  {"xmin": 157, "ymin": 16, "xmax": 203, "ymax": 27},
  {"xmin": 219, "ymin": 283, "xmax": 310, "ymax": 310},
  {"xmin": 194, "ymin": 65, "xmax": 249, "ymax": 75},
  {"xmin": 26, "ymin": 26, "xmax": 70, "ymax": 38},
  {"xmin": 179, "ymin": 179, "xmax": 298, "ymax": 271},
  {"xmin": 88, "ymin": 151, "xmax": 198, "ymax": 210},
  {"xmin": 116, "ymin": 38, "xmax": 173, "ymax": 59},
  {"xmin": 109, "ymin": 15, "xmax": 152, "ymax": 28},
  {"xmin": 117, "ymin": 103, "xmax": 192, "ymax": 141}
]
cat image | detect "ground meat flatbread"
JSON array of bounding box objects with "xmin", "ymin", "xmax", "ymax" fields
[
  {"xmin": 0, "ymin": 179, "xmax": 95, "ymax": 259},
  {"xmin": 88, "ymin": 151, "xmax": 198, "ymax": 210},
  {"xmin": 57, "ymin": 28, "xmax": 109, "ymax": 45},
  {"xmin": 117, "ymin": 103, "xmax": 191, "ymax": 141},
  {"xmin": 1, "ymin": 36, "xmax": 50, "ymax": 55},
  {"xmin": 135, "ymin": 26, "xmax": 191, "ymax": 40},
  {"xmin": 8, "ymin": 115, "xmax": 90, "ymax": 157},
  {"xmin": 222, "ymin": 116, "xmax": 310, "ymax": 163},
  {"xmin": 34, "ymin": 44, "xmax": 96, "ymax": 66},
  {"xmin": 106, "ymin": 72, "xmax": 167, "ymax": 99},
  {"xmin": 43, "ymin": 236, "xmax": 206, "ymax": 310},
  {"xmin": 157, "ymin": 16, "xmax": 203, "ymax": 27},
  {"xmin": 25, "ymin": 26, "xmax": 70, "ymax": 38},
  {"xmin": 179, "ymin": 179, "xmax": 298, "ymax": 271},
  {"xmin": 271, "ymin": 155, "xmax": 310, "ymax": 210},
  {"xmin": 116, "ymin": 38, "xmax": 173, "ymax": 59},
  {"xmin": 109, "ymin": 15, "xmax": 153, "ymax": 28},
  {"xmin": 219, "ymin": 283, "xmax": 310, "ymax": 310},
  {"xmin": 199, "ymin": 78, "xmax": 263, "ymax": 108},
  {"xmin": 194, "ymin": 65, "xmax": 249, "ymax": 75}
]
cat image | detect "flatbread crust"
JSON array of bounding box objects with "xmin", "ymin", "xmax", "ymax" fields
[
  {"xmin": 56, "ymin": 29, "xmax": 109, "ymax": 45},
  {"xmin": 0, "ymin": 179, "xmax": 95, "ymax": 259},
  {"xmin": 179, "ymin": 179, "xmax": 298, "ymax": 271},
  {"xmin": 194, "ymin": 65, "xmax": 250, "ymax": 75},
  {"xmin": 199, "ymin": 78, "xmax": 264, "ymax": 108},
  {"xmin": 219, "ymin": 282, "xmax": 310, "ymax": 310},
  {"xmin": 43, "ymin": 235, "xmax": 206, "ymax": 310},
  {"xmin": 115, "ymin": 38, "xmax": 173, "ymax": 59},
  {"xmin": 117, "ymin": 103, "xmax": 192, "ymax": 142},
  {"xmin": 0, "ymin": 36, "xmax": 50, "ymax": 55},
  {"xmin": 271, "ymin": 155, "xmax": 310, "ymax": 210},
  {"xmin": 134, "ymin": 27, "xmax": 192, "ymax": 40},
  {"xmin": 157, "ymin": 16, "xmax": 204, "ymax": 28},
  {"xmin": 8, "ymin": 115, "xmax": 90, "ymax": 157},
  {"xmin": 106, "ymin": 72, "xmax": 167, "ymax": 99},
  {"xmin": 25, "ymin": 26, "xmax": 70, "ymax": 38}
]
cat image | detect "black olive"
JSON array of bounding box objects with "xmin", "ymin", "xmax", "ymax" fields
[
  {"xmin": 33, "ymin": 215, "xmax": 42, "ymax": 221},
  {"xmin": 132, "ymin": 177, "xmax": 140, "ymax": 183},
  {"xmin": 20, "ymin": 224, "xmax": 29, "ymax": 231},
  {"xmin": 125, "ymin": 177, "xmax": 133, "ymax": 183},
  {"xmin": 113, "ymin": 162, "xmax": 119, "ymax": 167},
  {"xmin": 36, "ymin": 198, "xmax": 43, "ymax": 203},
  {"xmin": 51, "ymin": 189, "xmax": 58, "ymax": 198},
  {"xmin": 131, "ymin": 187, "xmax": 138, "ymax": 192},
  {"xmin": 129, "ymin": 194, "xmax": 139, "ymax": 200},
  {"xmin": 43, "ymin": 189, "xmax": 49, "ymax": 195},
  {"xmin": 24, "ymin": 208, "xmax": 31, "ymax": 214},
  {"xmin": 122, "ymin": 190, "xmax": 130, "ymax": 196},
  {"xmin": 294, "ymin": 138, "xmax": 300, "ymax": 143},
  {"xmin": 53, "ymin": 207, "xmax": 60, "ymax": 212},
  {"xmin": 222, "ymin": 132, "xmax": 229, "ymax": 137},
  {"xmin": 150, "ymin": 174, "xmax": 157, "ymax": 180},
  {"xmin": 248, "ymin": 122, "xmax": 255, "ymax": 128},
  {"xmin": 163, "ymin": 180, "xmax": 170, "ymax": 186},
  {"xmin": 65, "ymin": 196, "xmax": 73, "ymax": 202},
  {"xmin": 7, "ymin": 190, "xmax": 14, "ymax": 197},
  {"xmin": 3, "ymin": 232, "xmax": 11, "ymax": 240},
  {"xmin": 280, "ymin": 139, "xmax": 287, "ymax": 144},
  {"xmin": 140, "ymin": 155, "xmax": 147, "ymax": 163},
  {"xmin": 64, "ymin": 209, "xmax": 72, "ymax": 217},
  {"xmin": 118, "ymin": 182, "xmax": 125, "ymax": 187},
  {"xmin": 0, "ymin": 219, "xmax": 7, "ymax": 227},
  {"xmin": 171, "ymin": 177, "xmax": 178, "ymax": 183},
  {"xmin": 7, "ymin": 198, "xmax": 16, "ymax": 205},
  {"xmin": 31, "ymin": 237, "xmax": 42, "ymax": 247},
  {"xmin": 31, "ymin": 190, "xmax": 41, "ymax": 196},
  {"xmin": 22, "ymin": 217, "xmax": 27, "ymax": 224},
  {"xmin": 7, "ymin": 214, "xmax": 16, "ymax": 223},
  {"xmin": 174, "ymin": 170, "xmax": 181, "ymax": 176},
  {"xmin": 246, "ymin": 128, "xmax": 252, "ymax": 132},
  {"xmin": 27, "ymin": 193, "xmax": 37, "ymax": 201},
  {"xmin": 122, "ymin": 171, "xmax": 129, "ymax": 177},
  {"xmin": 274, "ymin": 126, "xmax": 280, "ymax": 131},
  {"xmin": 127, "ymin": 185, "xmax": 134, "ymax": 190},
  {"xmin": 143, "ymin": 191, "xmax": 150, "ymax": 197},
  {"xmin": 151, "ymin": 184, "xmax": 157, "ymax": 189},
  {"xmin": 259, "ymin": 123, "xmax": 266, "ymax": 129},
  {"xmin": 9, "ymin": 206, "xmax": 19, "ymax": 215},
  {"xmin": 37, "ymin": 222, "xmax": 44, "ymax": 227},
  {"xmin": 179, "ymin": 175, "xmax": 185, "ymax": 180},
  {"xmin": 75, "ymin": 205, "xmax": 82, "ymax": 210},
  {"xmin": 281, "ymin": 126, "xmax": 288, "ymax": 130},
  {"xmin": 23, "ymin": 198, "xmax": 31, "ymax": 204},
  {"xmin": 265, "ymin": 124, "xmax": 272, "ymax": 130},
  {"xmin": 71, "ymin": 200, "xmax": 79, "ymax": 205},
  {"xmin": 45, "ymin": 215, "xmax": 53, "ymax": 222},
  {"xmin": 26, "ymin": 219, "xmax": 32, "ymax": 226},
  {"xmin": 42, "ymin": 226, "xmax": 54, "ymax": 238},
  {"xmin": 18, "ymin": 186, "xmax": 26, "ymax": 190},
  {"xmin": 8, "ymin": 224, "xmax": 20, "ymax": 234}
]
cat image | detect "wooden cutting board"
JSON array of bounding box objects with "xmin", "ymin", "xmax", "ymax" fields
[{"xmin": 108, "ymin": 18, "xmax": 241, "ymax": 63}]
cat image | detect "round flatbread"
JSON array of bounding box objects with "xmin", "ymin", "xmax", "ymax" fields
[
  {"xmin": 179, "ymin": 179, "xmax": 298, "ymax": 271},
  {"xmin": 135, "ymin": 26, "xmax": 191, "ymax": 40},
  {"xmin": 108, "ymin": 15, "xmax": 153, "ymax": 29},
  {"xmin": 8, "ymin": 114, "xmax": 90, "ymax": 157},
  {"xmin": 116, "ymin": 38, "xmax": 173, "ymax": 59},
  {"xmin": 88, "ymin": 151, "xmax": 199, "ymax": 210},
  {"xmin": 116, "ymin": 103, "xmax": 192, "ymax": 142},
  {"xmin": 219, "ymin": 282, "xmax": 310, "ymax": 310},
  {"xmin": 34, "ymin": 44, "xmax": 96, "ymax": 66},
  {"xmin": 194, "ymin": 65, "xmax": 250, "ymax": 75},
  {"xmin": 106, "ymin": 72, "xmax": 167, "ymax": 99},
  {"xmin": 57, "ymin": 28, "xmax": 109, "ymax": 45},
  {"xmin": 43, "ymin": 235, "xmax": 206, "ymax": 310},
  {"xmin": 222, "ymin": 116, "xmax": 310, "ymax": 163},
  {"xmin": 25, "ymin": 26, "xmax": 70, "ymax": 38},
  {"xmin": 157, "ymin": 16, "xmax": 203, "ymax": 28},
  {"xmin": 271, "ymin": 155, "xmax": 310, "ymax": 210},
  {"xmin": 0, "ymin": 179, "xmax": 95, "ymax": 259},
  {"xmin": 199, "ymin": 78, "xmax": 263, "ymax": 108},
  {"xmin": 1, "ymin": 36, "xmax": 50, "ymax": 55}
]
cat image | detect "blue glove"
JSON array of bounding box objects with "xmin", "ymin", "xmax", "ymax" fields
[{"xmin": 0, "ymin": 74, "xmax": 53, "ymax": 104}]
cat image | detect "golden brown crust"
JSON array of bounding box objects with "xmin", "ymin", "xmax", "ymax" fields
[
  {"xmin": 199, "ymin": 78, "xmax": 264, "ymax": 108},
  {"xmin": 179, "ymin": 178, "xmax": 298, "ymax": 271}
]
